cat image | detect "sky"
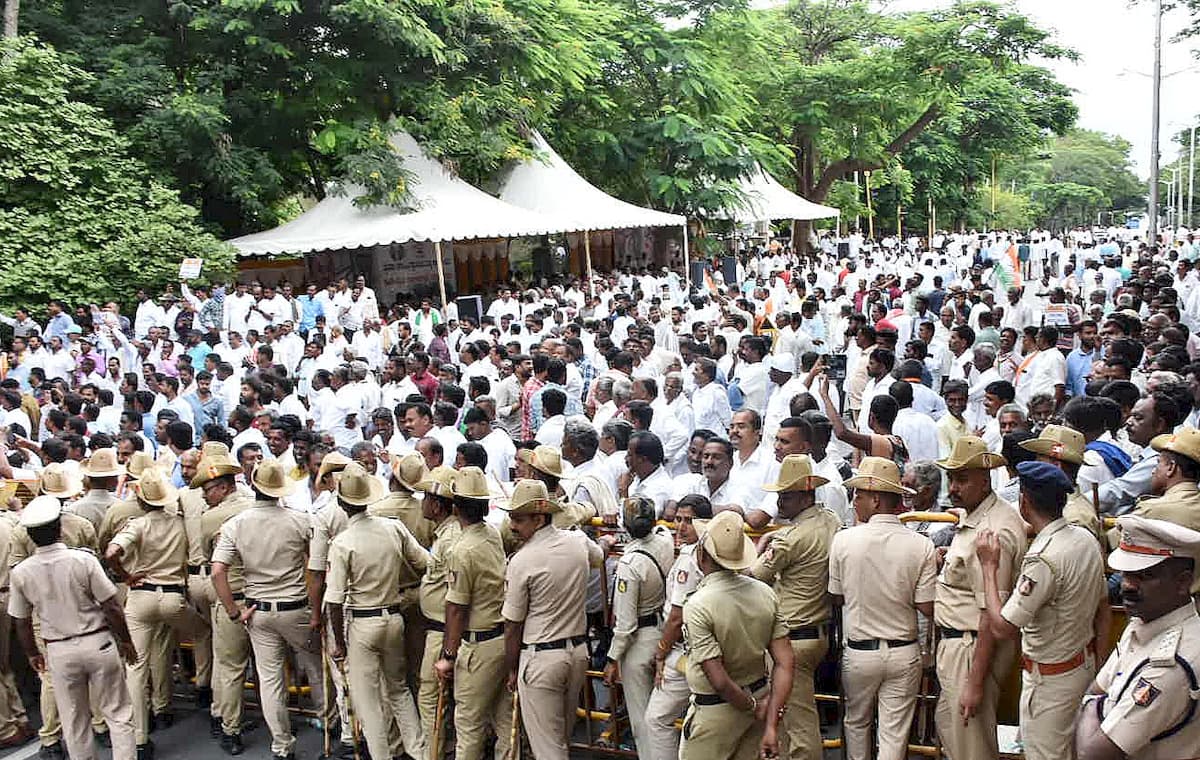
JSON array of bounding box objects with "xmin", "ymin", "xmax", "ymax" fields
[{"xmin": 881, "ymin": 0, "xmax": 1200, "ymax": 177}]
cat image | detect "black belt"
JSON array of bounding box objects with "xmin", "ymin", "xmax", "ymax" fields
[
  {"xmin": 350, "ymin": 604, "xmax": 404, "ymax": 618},
  {"xmin": 187, "ymin": 565, "xmax": 210, "ymax": 575},
  {"xmin": 847, "ymin": 638, "xmax": 918, "ymax": 651},
  {"xmin": 788, "ymin": 626, "xmax": 825, "ymax": 640},
  {"xmin": 426, "ymin": 619, "xmax": 446, "ymax": 633},
  {"xmin": 694, "ymin": 676, "xmax": 768, "ymax": 706},
  {"xmin": 134, "ymin": 584, "xmax": 186, "ymax": 595},
  {"xmin": 939, "ymin": 627, "xmax": 976, "ymax": 639},
  {"xmin": 637, "ymin": 613, "xmax": 661, "ymax": 630},
  {"xmin": 45, "ymin": 626, "xmax": 109, "ymax": 644},
  {"xmin": 530, "ymin": 635, "xmax": 587, "ymax": 651},
  {"xmin": 464, "ymin": 625, "xmax": 505, "ymax": 644},
  {"xmin": 232, "ymin": 593, "xmax": 245, "ymax": 602},
  {"xmin": 246, "ymin": 598, "xmax": 307, "ymax": 612}
]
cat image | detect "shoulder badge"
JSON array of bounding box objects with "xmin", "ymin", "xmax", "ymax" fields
[
  {"xmin": 1017, "ymin": 575, "xmax": 1037, "ymax": 597},
  {"xmin": 1150, "ymin": 628, "xmax": 1182, "ymax": 667},
  {"xmin": 1132, "ymin": 677, "xmax": 1161, "ymax": 707},
  {"xmin": 676, "ymin": 569, "xmax": 689, "ymax": 585},
  {"xmin": 617, "ymin": 578, "xmax": 627, "ymax": 594}
]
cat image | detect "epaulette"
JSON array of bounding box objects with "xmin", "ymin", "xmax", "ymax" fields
[{"xmin": 1150, "ymin": 628, "xmax": 1183, "ymax": 668}]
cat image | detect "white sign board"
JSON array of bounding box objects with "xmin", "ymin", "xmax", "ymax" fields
[{"xmin": 179, "ymin": 258, "xmax": 204, "ymax": 279}]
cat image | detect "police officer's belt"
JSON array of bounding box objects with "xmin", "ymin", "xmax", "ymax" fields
[
  {"xmin": 637, "ymin": 613, "xmax": 662, "ymax": 629},
  {"xmin": 426, "ymin": 619, "xmax": 446, "ymax": 633},
  {"xmin": 847, "ymin": 638, "xmax": 917, "ymax": 650},
  {"xmin": 938, "ymin": 627, "xmax": 976, "ymax": 639},
  {"xmin": 694, "ymin": 676, "xmax": 768, "ymax": 705},
  {"xmin": 133, "ymin": 584, "xmax": 186, "ymax": 595},
  {"xmin": 528, "ymin": 635, "xmax": 588, "ymax": 651},
  {"xmin": 187, "ymin": 564, "xmax": 210, "ymax": 575},
  {"xmin": 44, "ymin": 626, "xmax": 108, "ymax": 644},
  {"xmin": 788, "ymin": 626, "xmax": 825, "ymax": 640},
  {"xmin": 246, "ymin": 598, "xmax": 306, "ymax": 612},
  {"xmin": 1021, "ymin": 642, "xmax": 1094, "ymax": 676},
  {"xmin": 464, "ymin": 625, "xmax": 505, "ymax": 644},
  {"xmin": 350, "ymin": 604, "xmax": 404, "ymax": 618}
]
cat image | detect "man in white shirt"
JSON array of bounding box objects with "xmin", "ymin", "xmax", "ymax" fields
[
  {"xmin": 690, "ymin": 357, "xmax": 731, "ymax": 436},
  {"xmin": 1014, "ymin": 326, "xmax": 1067, "ymax": 410},
  {"xmin": 890, "ymin": 381, "xmax": 939, "ymax": 462},
  {"xmin": 626, "ymin": 430, "xmax": 674, "ymax": 517},
  {"xmin": 134, "ymin": 289, "xmax": 166, "ymax": 340},
  {"xmin": 464, "ymin": 407, "xmax": 515, "ymax": 484},
  {"xmin": 728, "ymin": 409, "xmax": 776, "ymax": 528}
]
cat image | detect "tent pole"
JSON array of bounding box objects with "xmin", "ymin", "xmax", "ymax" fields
[
  {"xmin": 434, "ymin": 240, "xmax": 449, "ymax": 310},
  {"xmin": 683, "ymin": 223, "xmax": 691, "ymax": 293},
  {"xmin": 584, "ymin": 231, "xmax": 595, "ymax": 298}
]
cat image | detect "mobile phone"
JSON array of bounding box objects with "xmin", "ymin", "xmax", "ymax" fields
[{"xmin": 826, "ymin": 354, "xmax": 848, "ymax": 383}]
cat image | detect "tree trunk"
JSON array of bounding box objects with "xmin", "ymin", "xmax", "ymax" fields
[{"xmin": 2, "ymin": 0, "xmax": 17, "ymax": 38}]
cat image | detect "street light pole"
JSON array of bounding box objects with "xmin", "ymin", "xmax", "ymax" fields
[
  {"xmin": 1149, "ymin": 0, "xmax": 1164, "ymax": 245},
  {"xmin": 1190, "ymin": 125, "xmax": 1195, "ymax": 227}
]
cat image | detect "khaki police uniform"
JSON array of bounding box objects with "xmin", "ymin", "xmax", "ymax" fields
[
  {"xmin": 370, "ymin": 491, "xmax": 436, "ymax": 549},
  {"xmin": 0, "ymin": 514, "xmax": 29, "ymax": 744},
  {"xmin": 325, "ymin": 506, "xmax": 430, "ymax": 760},
  {"xmin": 309, "ymin": 496, "xmax": 353, "ymax": 744},
  {"xmin": 645, "ymin": 540, "xmax": 701, "ymax": 760},
  {"xmin": 609, "ymin": 524, "xmax": 674, "ymax": 753},
  {"xmin": 749, "ymin": 505, "xmax": 840, "ymax": 760},
  {"xmin": 198, "ymin": 489, "xmax": 250, "ymax": 740},
  {"xmin": 179, "ymin": 484, "xmax": 214, "ymax": 705},
  {"xmin": 1091, "ymin": 515, "xmax": 1200, "ymax": 759},
  {"xmin": 680, "ymin": 512, "xmax": 786, "ymax": 760},
  {"xmin": 1128, "ymin": 482, "xmax": 1200, "ymax": 594},
  {"xmin": 12, "ymin": 508, "xmax": 106, "ymax": 750},
  {"xmin": 71, "ymin": 489, "xmax": 115, "ymax": 531},
  {"xmin": 1000, "ymin": 518, "xmax": 1105, "ymax": 760},
  {"xmin": 417, "ymin": 513, "xmax": 461, "ymax": 759},
  {"xmin": 212, "ymin": 491, "xmax": 325, "ymax": 757},
  {"xmin": 444, "ymin": 520, "xmax": 513, "ymax": 760},
  {"xmin": 500, "ymin": 480, "xmax": 603, "ymax": 760},
  {"xmin": 829, "ymin": 512, "xmax": 937, "ymax": 760},
  {"xmin": 109, "ymin": 497, "xmax": 197, "ymax": 745},
  {"xmin": 933, "ymin": 490, "xmax": 1026, "ymax": 760},
  {"xmin": 9, "ymin": 502, "xmax": 136, "ymax": 760}
]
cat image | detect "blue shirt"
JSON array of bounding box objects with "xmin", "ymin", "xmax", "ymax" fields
[
  {"xmin": 1066, "ymin": 346, "xmax": 1102, "ymax": 398},
  {"xmin": 298, "ymin": 296, "xmax": 325, "ymax": 333},
  {"xmin": 42, "ymin": 313, "xmax": 77, "ymax": 343}
]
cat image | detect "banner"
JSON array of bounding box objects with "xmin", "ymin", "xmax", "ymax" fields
[{"xmin": 179, "ymin": 258, "xmax": 203, "ymax": 279}]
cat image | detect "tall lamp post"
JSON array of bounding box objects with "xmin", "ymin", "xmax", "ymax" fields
[{"xmin": 1149, "ymin": 0, "xmax": 1164, "ymax": 246}]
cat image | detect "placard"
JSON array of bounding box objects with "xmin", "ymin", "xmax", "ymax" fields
[{"xmin": 179, "ymin": 258, "xmax": 203, "ymax": 279}]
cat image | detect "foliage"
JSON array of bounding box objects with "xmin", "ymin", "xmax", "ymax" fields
[
  {"xmin": 23, "ymin": 0, "xmax": 609, "ymax": 236},
  {"xmin": 0, "ymin": 38, "xmax": 234, "ymax": 312},
  {"xmin": 755, "ymin": 0, "xmax": 1077, "ymax": 220}
]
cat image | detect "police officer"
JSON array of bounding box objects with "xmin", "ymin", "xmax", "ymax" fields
[
  {"xmin": 501, "ymin": 479, "xmax": 603, "ymax": 760},
  {"xmin": 193, "ymin": 448, "xmax": 251, "ymax": 754},
  {"xmin": 371, "ymin": 452, "xmax": 436, "ymax": 549},
  {"xmin": 976, "ymin": 461, "xmax": 1106, "ymax": 760},
  {"xmin": 416, "ymin": 465, "xmax": 461, "ymax": 759},
  {"xmin": 1019, "ymin": 425, "xmax": 1105, "ymax": 541},
  {"xmin": 1126, "ymin": 427, "xmax": 1200, "ymax": 547},
  {"xmin": 177, "ymin": 449, "xmax": 215, "ymax": 720},
  {"xmin": 934, "ymin": 436, "xmax": 1026, "ymax": 760},
  {"xmin": 750, "ymin": 454, "xmax": 840, "ymax": 760},
  {"xmin": 1074, "ymin": 516, "xmax": 1200, "ymax": 759},
  {"xmin": 325, "ymin": 463, "xmax": 429, "ymax": 760},
  {"xmin": 432, "ymin": 467, "xmax": 513, "ymax": 760},
  {"xmin": 833, "ymin": 457, "xmax": 937, "ymax": 760},
  {"xmin": 104, "ymin": 465, "xmax": 197, "ymax": 759},
  {"xmin": 11, "ymin": 471, "xmax": 100, "ymax": 759},
  {"xmin": 602, "ymin": 496, "xmax": 674, "ymax": 754},
  {"xmin": 0, "ymin": 495, "xmax": 31, "ymax": 750},
  {"xmin": 212, "ymin": 459, "xmax": 325, "ymax": 760},
  {"xmin": 681, "ymin": 510, "xmax": 793, "ymax": 760},
  {"xmin": 73, "ymin": 448, "xmax": 124, "ymax": 530},
  {"xmin": 645, "ymin": 493, "xmax": 712, "ymax": 760},
  {"xmin": 9, "ymin": 496, "xmax": 139, "ymax": 760}
]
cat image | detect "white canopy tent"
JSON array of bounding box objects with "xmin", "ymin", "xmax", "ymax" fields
[
  {"xmin": 497, "ymin": 131, "xmax": 688, "ymax": 290},
  {"xmin": 228, "ymin": 131, "xmax": 565, "ymax": 305},
  {"xmin": 720, "ymin": 163, "xmax": 840, "ymax": 223}
]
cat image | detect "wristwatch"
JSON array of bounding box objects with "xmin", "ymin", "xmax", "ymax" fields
[{"xmin": 440, "ymin": 648, "xmax": 457, "ymax": 662}]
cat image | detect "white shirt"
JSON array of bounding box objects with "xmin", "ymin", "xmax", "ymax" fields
[
  {"xmin": 630, "ymin": 466, "xmax": 675, "ymax": 517},
  {"xmin": 432, "ymin": 425, "xmax": 467, "ymax": 457},
  {"xmin": 691, "ymin": 382, "xmax": 731, "ymax": 435},
  {"xmin": 534, "ymin": 415, "xmax": 566, "ymax": 448},
  {"xmin": 480, "ymin": 428, "xmax": 516, "ymax": 483},
  {"xmin": 732, "ymin": 444, "xmax": 775, "ymax": 511},
  {"xmin": 893, "ymin": 408, "xmax": 940, "ymax": 463},
  {"xmin": 1015, "ymin": 349, "xmax": 1066, "ymax": 407}
]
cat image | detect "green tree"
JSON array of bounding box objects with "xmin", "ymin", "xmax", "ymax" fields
[
  {"xmin": 24, "ymin": 0, "xmax": 608, "ymax": 236},
  {"xmin": 758, "ymin": 0, "xmax": 1076, "ymax": 217},
  {"xmin": 0, "ymin": 38, "xmax": 233, "ymax": 311}
]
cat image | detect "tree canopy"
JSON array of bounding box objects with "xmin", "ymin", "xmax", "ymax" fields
[{"xmin": 0, "ymin": 38, "xmax": 233, "ymax": 312}]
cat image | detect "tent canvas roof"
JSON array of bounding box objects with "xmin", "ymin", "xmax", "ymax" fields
[
  {"xmin": 228, "ymin": 132, "xmax": 564, "ymax": 257},
  {"xmin": 497, "ymin": 132, "xmax": 685, "ymax": 231},
  {"xmin": 719, "ymin": 164, "xmax": 840, "ymax": 223}
]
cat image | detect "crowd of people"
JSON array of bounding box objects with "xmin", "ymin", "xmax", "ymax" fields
[{"xmin": 0, "ymin": 225, "xmax": 1199, "ymax": 760}]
